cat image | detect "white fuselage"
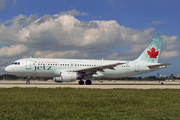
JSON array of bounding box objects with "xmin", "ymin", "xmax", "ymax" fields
[{"xmin": 5, "ymin": 58, "xmax": 161, "ymax": 78}]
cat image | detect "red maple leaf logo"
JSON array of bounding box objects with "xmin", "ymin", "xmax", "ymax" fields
[{"xmin": 147, "ymin": 47, "xmax": 159, "ymax": 58}]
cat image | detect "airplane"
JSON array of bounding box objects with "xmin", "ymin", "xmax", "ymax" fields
[{"xmin": 4, "ymin": 37, "xmax": 172, "ymax": 85}]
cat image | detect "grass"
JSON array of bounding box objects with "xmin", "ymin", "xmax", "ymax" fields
[{"xmin": 0, "ymin": 88, "xmax": 180, "ymax": 120}]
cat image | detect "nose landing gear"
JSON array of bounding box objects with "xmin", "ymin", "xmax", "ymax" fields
[{"xmin": 26, "ymin": 77, "xmax": 30, "ymax": 85}]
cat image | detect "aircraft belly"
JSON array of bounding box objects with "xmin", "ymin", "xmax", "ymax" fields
[{"xmin": 103, "ymin": 68, "xmax": 134, "ymax": 78}]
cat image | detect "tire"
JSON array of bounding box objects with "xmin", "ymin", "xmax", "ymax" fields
[
  {"xmin": 79, "ymin": 80, "xmax": 84, "ymax": 85},
  {"xmin": 26, "ymin": 81, "xmax": 30, "ymax": 85},
  {"xmin": 85, "ymin": 80, "xmax": 92, "ymax": 85}
]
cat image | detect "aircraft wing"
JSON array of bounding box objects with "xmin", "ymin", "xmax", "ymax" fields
[
  {"xmin": 67, "ymin": 62, "xmax": 125, "ymax": 75},
  {"xmin": 147, "ymin": 63, "xmax": 173, "ymax": 69}
]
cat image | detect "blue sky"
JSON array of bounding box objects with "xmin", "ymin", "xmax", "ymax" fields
[{"xmin": 0, "ymin": 0, "xmax": 180, "ymax": 77}]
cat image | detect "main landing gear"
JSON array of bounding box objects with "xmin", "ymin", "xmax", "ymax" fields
[{"xmin": 79, "ymin": 80, "xmax": 92, "ymax": 85}]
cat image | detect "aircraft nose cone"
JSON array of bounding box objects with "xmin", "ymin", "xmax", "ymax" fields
[{"xmin": 4, "ymin": 66, "xmax": 11, "ymax": 73}]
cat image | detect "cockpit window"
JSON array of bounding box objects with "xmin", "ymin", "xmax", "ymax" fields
[{"xmin": 12, "ymin": 62, "xmax": 20, "ymax": 65}]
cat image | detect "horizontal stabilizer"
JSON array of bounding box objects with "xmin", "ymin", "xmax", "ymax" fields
[{"xmin": 147, "ymin": 63, "xmax": 173, "ymax": 69}]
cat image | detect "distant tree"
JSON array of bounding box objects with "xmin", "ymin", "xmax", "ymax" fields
[{"xmin": 136, "ymin": 76, "xmax": 142, "ymax": 80}]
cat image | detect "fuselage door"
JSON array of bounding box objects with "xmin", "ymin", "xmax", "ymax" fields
[
  {"xmin": 134, "ymin": 62, "xmax": 139, "ymax": 72},
  {"xmin": 26, "ymin": 60, "xmax": 31, "ymax": 70}
]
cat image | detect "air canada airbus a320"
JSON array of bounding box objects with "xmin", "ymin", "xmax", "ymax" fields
[{"xmin": 5, "ymin": 37, "xmax": 172, "ymax": 85}]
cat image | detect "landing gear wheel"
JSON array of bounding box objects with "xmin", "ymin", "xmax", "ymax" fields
[
  {"xmin": 26, "ymin": 81, "xmax": 30, "ymax": 85},
  {"xmin": 26, "ymin": 77, "xmax": 31, "ymax": 85},
  {"xmin": 79, "ymin": 80, "xmax": 84, "ymax": 85},
  {"xmin": 85, "ymin": 80, "xmax": 92, "ymax": 85}
]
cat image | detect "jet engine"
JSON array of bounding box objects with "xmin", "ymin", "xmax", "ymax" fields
[{"xmin": 54, "ymin": 72, "xmax": 80, "ymax": 82}]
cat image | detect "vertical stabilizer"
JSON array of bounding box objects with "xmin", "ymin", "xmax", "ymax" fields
[{"xmin": 136, "ymin": 37, "xmax": 163, "ymax": 63}]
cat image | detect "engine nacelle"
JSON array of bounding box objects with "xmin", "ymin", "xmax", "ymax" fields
[
  {"xmin": 54, "ymin": 77, "xmax": 61, "ymax": 82},
  {"xmin": 54, "ymin": 72, "xmax": 78, "ymax": 82}
]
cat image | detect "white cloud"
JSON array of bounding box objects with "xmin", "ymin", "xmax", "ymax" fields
[
  {"xmin": 159, "ymin": 35, "xmax": 180, "ymax": 59},
  {"xmin": 160, "ymin": 51, "xmax": 179, "ymax": 59},
  {"xmin": 161, "ymin": 35, "xmax": 178, "ymax": 44},
  {"xmin": 106, "ymin": 52, "xmax": 133, "ymax": 60},
  {"xmin": 9, "ymin": 15, "xmax": 123, "ymax": 52},
  {"xmin": 0, "ymin": 45, "xmax": 28, "ymax": 58},
  {"xmin": 165, "ymin": 44, "xmax": 178, "ymax": 51},
  {"xmin": 0, "ymin": 12, "xmax": 157, "ymax": 62},
  {"xmin": 106, "ymin": 44, "xmax": 149, "ymax": 60},
  {"xmin": 34, "ymin": 50, "xmax": 88, "ymax": 58},
  {"xmin": 20, "ymin": 14, "xmax": 38, "ymax": 25},
  {"xmin": 0, "ymin": 12, "xmax": 155, "ymax": 53}
]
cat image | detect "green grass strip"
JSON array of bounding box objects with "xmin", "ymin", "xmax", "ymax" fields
[{"xmin": 0, "ymin": 88, "xmax": 180, "ymax": 120}]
